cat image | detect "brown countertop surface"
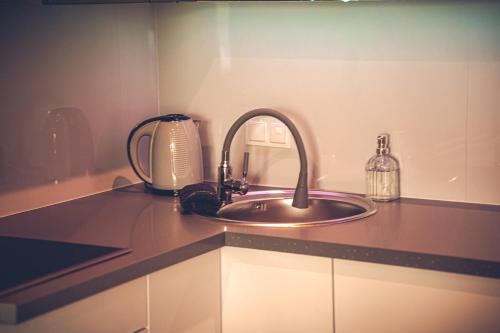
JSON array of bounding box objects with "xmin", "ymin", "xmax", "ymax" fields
[{"xmin": 1, "ymin": 184, "xmax": 499, "ymax": 324}]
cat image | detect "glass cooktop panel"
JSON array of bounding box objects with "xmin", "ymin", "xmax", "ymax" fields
[{"xmin": 0, "ymin": 236, "xmax": 131, "ymax": 297}]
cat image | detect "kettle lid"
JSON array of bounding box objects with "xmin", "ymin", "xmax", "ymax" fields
[{"xmin": 157, "ymin": 114, "xmax": 190, "ymax": 122}]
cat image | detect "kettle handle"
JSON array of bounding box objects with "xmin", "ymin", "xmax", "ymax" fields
[{"xmin": 127, "ymin": 117, "xmax": 161, "ymax": 185}]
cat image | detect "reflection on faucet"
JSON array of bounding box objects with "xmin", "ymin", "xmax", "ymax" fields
[{"xmin": 218, "ymin": 108, "xmax": 309, "ymax": 209}]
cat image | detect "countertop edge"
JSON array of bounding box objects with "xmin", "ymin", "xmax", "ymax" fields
[{"xmin": 225, "ymin": 232, "xmax": 500, "ymax": 279}]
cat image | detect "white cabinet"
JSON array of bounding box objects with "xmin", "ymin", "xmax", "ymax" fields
[
  {"xmin": 149, "ymin": 249, "xmax": 221, "ymax": 333},
  {"xmin": 4, "ymin": 247, "xmax": 500, "ymax": 333},
  {"xmin": 0, "ymin": 277, "xmax": 147, "ymax": 333},
  {"xmin": 334, "ymin": 259, "xmax": 500, "ymax": 333},
  {"xmin": 221, "ymin": 246, "xmax": 333, "ymax": 333}
]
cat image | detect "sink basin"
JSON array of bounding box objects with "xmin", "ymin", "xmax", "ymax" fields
[{"xmin": 200, "ymin": 190, "xmax": 377, "ymax": 227}]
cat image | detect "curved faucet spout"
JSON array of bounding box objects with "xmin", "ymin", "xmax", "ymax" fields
[{"xmin": 218, "ymin": 108, "xmax": 308, "ymax": 209}]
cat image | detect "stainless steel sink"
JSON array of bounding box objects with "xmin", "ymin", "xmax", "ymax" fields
[
  {"xmin": 201, "ymin": 190, "xmax": 377, "ymax": 228},
  {"xmin": 210, "ymin": 109, "xmax": 377, "ymax": 227}
]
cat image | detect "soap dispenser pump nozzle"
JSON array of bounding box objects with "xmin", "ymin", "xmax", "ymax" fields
[{"xmin": 376, "ymin": 133, "xmax": 390, "ymax": 155}]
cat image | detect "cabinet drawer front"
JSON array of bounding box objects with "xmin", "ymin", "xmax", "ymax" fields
[
  {"xmin": 221, "ymin": 246, "xmax": 333, "ymax": 333},
  {"xmin": 0, "ymin": 277, "xmax": 147, "ymax": 333},
  {"xmin": 334, "ymin": 259, "xmax": 500, "ymax": 333},
  {"xmin": 149, "ymin": 249, "xmax": 221, "ymax": 333}
]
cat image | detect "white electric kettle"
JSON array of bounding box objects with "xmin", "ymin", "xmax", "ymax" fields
[{"xmin": 127, "ymin": 114, "xmax": 203, "ymax": 195}]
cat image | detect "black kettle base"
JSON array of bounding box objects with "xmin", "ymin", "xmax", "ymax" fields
[{"xmin": 144, "ymin": 183, "xmax": 179, "ymax": 196}]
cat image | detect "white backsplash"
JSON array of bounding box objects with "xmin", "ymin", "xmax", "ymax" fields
[
  {"xmin": 155, "ymin": 1, "xmax": 500, "ymax": 204},
  {"xmin": 1, "ymin": 1, "xmax": 498, "ymax": 218}
]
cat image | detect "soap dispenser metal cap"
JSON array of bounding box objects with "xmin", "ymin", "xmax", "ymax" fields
[{"xmin": 376, "ymin": 133, "xmax": 390, "ymax": 155}]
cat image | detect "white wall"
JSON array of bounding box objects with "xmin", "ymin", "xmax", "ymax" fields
[
  {"xmin": 155, "ymin": 1, "xmax": 500, "ymax": 204},
  {"xmin": 0, "ymin": 3, "xmax": 158, "ymax": 217}
]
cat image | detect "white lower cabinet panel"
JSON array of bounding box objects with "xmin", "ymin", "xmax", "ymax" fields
[
  {"xmin": 0, "ymin": 276, "xmax": 147, "ymax": 333},
  {"xmin": 149, "ymin": 249, "xmax": 221, "ymax": 333},
  {"xmin": 334, "ymin": 259, "xmax": 500, "ymax": 333},
  {"xmin": 221, "ymin": 246, "xmax": 333, "ymax": 333}
]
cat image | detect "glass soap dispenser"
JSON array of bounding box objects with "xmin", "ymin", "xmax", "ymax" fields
[{"xmin": 366, "ymin": 133, "xmax": 400, "ymax": 201}]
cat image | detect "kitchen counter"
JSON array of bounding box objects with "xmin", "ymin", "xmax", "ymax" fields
[{"xmin": 0, "ymin": 184, "xmax": 499, "ymax": 324}]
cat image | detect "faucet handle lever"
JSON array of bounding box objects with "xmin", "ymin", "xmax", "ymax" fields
[{"xmin": 242, "ymin": 152, "xmax": 249, "ymax": 178}]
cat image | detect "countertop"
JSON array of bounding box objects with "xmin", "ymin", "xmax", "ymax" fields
[{"xmin": 1, "ymin": 184, "xmax": 499, "ymax": 324}]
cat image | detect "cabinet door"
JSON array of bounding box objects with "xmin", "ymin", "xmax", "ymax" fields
[
  {"xmin": 0, "ymin": 277, "xmax": 147, "ymax": 333},
  {"xmin": 334, "ymin": 259, "xmax": 500, "ymax": 333},
  {"xmin": 221, "ymin": 246, "xmax": 333, "ymax": 333},
  {"xmin": 149, "ymin": 249, "xmax": 221, "ymax": 333}
]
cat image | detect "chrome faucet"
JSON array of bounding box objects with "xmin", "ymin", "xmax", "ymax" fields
[{"xmin": 217, "ymin": 108, "xmax": 309, "ymax": 209}]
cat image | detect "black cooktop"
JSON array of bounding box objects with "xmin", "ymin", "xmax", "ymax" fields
[{"xmin": 0, "ymin": 236, "xmax": 131, "ymax": 297}]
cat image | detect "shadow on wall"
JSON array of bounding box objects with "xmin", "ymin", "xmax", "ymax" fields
[
  {"xmin": 0, "ymin": 103, "xmax": 149, "ymax": 197},
  {"xmin": 0, "ymin": 107, "xmax": 94, "ymax": 193}
]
